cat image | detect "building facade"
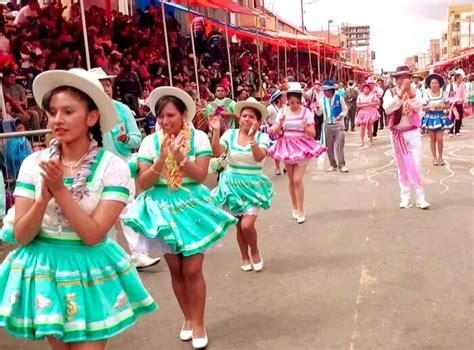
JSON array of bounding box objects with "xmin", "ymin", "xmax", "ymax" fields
[
  {"xmin": 429, "ymin": 39, "xmax": 441, "ymax": 64},
  {"xmin": 447, "ymin": 4, "xmax": 473, "ymax": 58}
]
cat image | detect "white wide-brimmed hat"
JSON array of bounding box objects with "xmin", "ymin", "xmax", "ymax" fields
[
  {"xmin": 147, "ymin": 86, "xmax": 196, "ymax": 123},
  {"xmin": 234, "ymin": 97, "xmax": 268, "ymax": 120},
  {"xmin": 287, "ymin": 82, "xmax": 304, "ymax": 94},
  {"xmin": 33, "ymin": 68, "xmax": 118, "ymax": 134},
  {"xmin": 88, "ymin": 67, "xmax": 116, "ymax": 80},
  {"xmin": 454, "ymin": 68, "xmax": 465, "ymax": 78}
]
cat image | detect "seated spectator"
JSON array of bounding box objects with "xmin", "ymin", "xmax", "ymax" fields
[
  {"xmin": 14, "ymin": 0, "xmax": 39, "ymax": 26},
  {"xmin": 113, "ymin": 60, "xmax": 142, "ymax": 116},
  {"xmin": 2, "ymin": 68, "xmax": 41, "ymax": 129},
  {"xmin": 4, "ymin": 118, "xmax": 32, "ymax": 180}
]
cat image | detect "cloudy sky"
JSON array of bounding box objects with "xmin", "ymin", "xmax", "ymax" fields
[{"xmin": 267, "ymin": 0, "xmax": 473, "ymax": 72}]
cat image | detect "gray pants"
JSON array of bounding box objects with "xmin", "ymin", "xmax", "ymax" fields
[{"xmin": 325, "ymin": 123, "xmax": 346, "ymax": 169}]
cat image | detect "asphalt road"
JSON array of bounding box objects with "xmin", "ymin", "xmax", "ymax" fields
[{"xmin": 1, "ymin": 119, "xmax": 473, "ymax": 350}]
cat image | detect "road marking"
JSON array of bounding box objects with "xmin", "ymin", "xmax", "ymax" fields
[
  {"xmin": 439, "ymin": 160, "xmax": 456, "ymax": 195},
  {"xmin": 349, "ymin": 263, "xmax": 377, "ymax": 350}
]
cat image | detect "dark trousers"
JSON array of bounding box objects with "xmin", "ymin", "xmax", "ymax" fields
[
  {"xmin": 373, "ymin": 107, "xmax": 386, "ymax": 136},
  {"xmin": 345, "ymin": 106, "xmax": 356, "ymax": 131},
  {"xmin": 449, "ymin": 104, "xmax": 463, "ymax": 134},
  {"xmin": 315, "ymin": 114, "xmax": 324, "ymax": 140}
]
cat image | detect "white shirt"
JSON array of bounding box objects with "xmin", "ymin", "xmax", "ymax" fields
[
  {"xmin": 0, "ymin": 34, "xmax": 10, "ymax": 53},
  {"xmin": 266, "ymin": 104, "xmax": 279, "ymax": 125},
  {"xmin": 14, "ymin": 5, "xmax": 38, "ymax": 25}
]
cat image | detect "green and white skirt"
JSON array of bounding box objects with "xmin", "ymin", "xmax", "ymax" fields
[
  {"xmin": 211, "ymin": 171, "xmax": 274, "ymax": 216},
  {"xmin": 124, "ymin": 183, "xmax": 237, "ymax": 256},
  {"xmin": 0, "ymin": 237, "xmax": 157, "ymax": 342}
]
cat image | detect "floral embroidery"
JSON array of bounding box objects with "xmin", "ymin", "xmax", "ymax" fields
[
  {"xmin": 114, "ymin": 292, "xmax": 128, "ymax": 309},
  {"xmin": 35, "ymin": 295, "xmax": 52, "ymax": 310},
  {"xmin": 65, "ymin": 293, "xmax": 78, "ymax": 321},
  {"xmin": 9, "ymin": 291, "xmax": 20, "ymax": 305}
]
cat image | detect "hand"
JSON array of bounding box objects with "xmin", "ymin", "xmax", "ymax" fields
[
  {"xmin": 248, "ymin": 121, "xmax": 259, "ymax": 138},
  {"xmin": 39, "ymin": 177, "xmax": 53, "ymax": 204},
  {"xmin": 302, "ymin": 121, "xmax": 308, "ymax": 130},
  {"xmin": 21, "ymin": 111, "xmax": 31, "ymax": 122},
  {"xmin": 159, "ymin": 134, "xmax": 171, "ymax": 161},
  {"xmin": 170, "ymin": 132, "xmax": 187, "ymax": 164},
  {"xmin": 208, "ymin": 114, "xmax": 221, "ymax": 131},
  {"xmin": 116, "ymin": 123, "xmax": 128, "ymax": 143},
  {"xmin": 39, "ymin": 158, "xmax": 65, "ymax": 194},
  {"xmin": 402, "ymin": 79, "xmax": 411, "ymax": 95}
]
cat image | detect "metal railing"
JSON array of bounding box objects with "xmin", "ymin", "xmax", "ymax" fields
[{"xmin": 0, "ymin": 128, "xmax": 51, "ymax": 215}]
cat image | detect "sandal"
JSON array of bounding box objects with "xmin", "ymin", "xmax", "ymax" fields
[
  {"xmin": 438, "ymin": 159, "xmax": 445, "ymax": 166},
  {"xmin": 283, "ymin": 168, "xmax": 287, "ymax": 174},
  {"xmin": 274, "ymin": 169, "xmax": 282, "ymax": 176},
  {"xmin": 432, "ymin": 159, "xmax": 439, "ymax": 166}
]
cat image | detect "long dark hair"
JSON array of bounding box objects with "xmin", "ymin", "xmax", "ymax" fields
[{"xmin": 42, "ymin": 86, "xmax": 102, "ymax": 146}]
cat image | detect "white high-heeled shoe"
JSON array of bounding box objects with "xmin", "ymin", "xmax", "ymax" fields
[
  {"xmin": 179, "ymin": 324, "xmax": 193, "ymax": 341},
  {"xmin": 192, "ymin": 330, "xmax": 208, "ymax": 349},
  {"xmin": 252, "ymin": 255, "xmax": 264, "ymax": 272},
  {"xmin": 297, "ymin": 215, "xmax": 305, "ymax": 224},
  {"xmin": 292, "ymin": 210, "xmax": 298, "ymax": 220},
  {"xmin": 240, "ymin": 262, "xmax": 253, "ymax": 271}
]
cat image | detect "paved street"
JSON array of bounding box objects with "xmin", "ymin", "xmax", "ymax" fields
[{"xmin": 2, "ymin": 120, "xmax": 473, "ymax": 350}]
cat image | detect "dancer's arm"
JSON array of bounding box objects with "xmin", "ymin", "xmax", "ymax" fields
[
  {"xmin": 209, "ymin": 115, "xmax": 226, "ymax": 156},
  {"xmin": 38, "ymin": 158, "xmax": 129, "ymax": 246}
]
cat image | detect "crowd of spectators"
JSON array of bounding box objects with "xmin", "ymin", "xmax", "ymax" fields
[{"xmin": 0, "ymin": 1, "xmax": 321, "ymax": 131}]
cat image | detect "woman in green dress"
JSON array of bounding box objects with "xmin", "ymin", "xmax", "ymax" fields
[
  {"xmin": 125, "ymin": 87, "xmax": 237, "ymax": 349},
  {"xmin": 0, "ymin": 69, "xmax": 157, "ymax": 349},
  {"xmin": 210, "ymin": 97, "xmax": 274, "ymax": 272}
]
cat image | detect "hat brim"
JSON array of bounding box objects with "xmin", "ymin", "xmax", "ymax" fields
[
  {"xmin": 98, "ymin": 74, "xmax": 117, "ymax": 80},
  {"xmin": 321, "ymin": 86, "xmax": 336, "ymax": 91},
  {"xmin": 33, "ymin": 70, "xmax": 117, "ymax": 134},
  {"xmin": 425, "ymin": 74, "xmax": 445, "ymax": 89},
  {"xmin": 234, "ymin": 101, "xmax": 269, "ymax": 120},
  {"xmin": 270, "ymin": 92, "xmax": 282, "ymax": 104},
  {"xmin": 147, "ymin": 87, "xmax": 196, "ymax": 123},
  {"xmin": 393, "ymin": 70, "xmax": 412, "ymax": 77}
]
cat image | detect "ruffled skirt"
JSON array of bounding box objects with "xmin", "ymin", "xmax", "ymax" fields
[
  {"xmin": 211, "ymin": 171, "xmax": 274, "ymax": 215},
  {"xmin": 269, "ymin": 136, "xmax": 326, "ymax": 164},
  {"xmin": 356, "ymin": 107, "xmax": 380, "ymax": 125},
  {"xmin": 124, "ymin": 183, "xmax": 237, "ymax": 257},
  {"xmin": 421, "ymin": 111, "xmax": 453, "ymax": 130},
  {"xmin": 0, "ymin": 238, "xmax": 157, "ymax": 342}
]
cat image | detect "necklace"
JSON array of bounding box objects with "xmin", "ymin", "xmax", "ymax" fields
[{"xmin": 61, "ymin": 152, "xmax": 89, "ymax": 177}]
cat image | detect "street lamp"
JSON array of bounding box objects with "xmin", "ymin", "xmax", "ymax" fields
[{"xmin": 327, "ymin": 19, "xmax": 333, "ymax": 44}]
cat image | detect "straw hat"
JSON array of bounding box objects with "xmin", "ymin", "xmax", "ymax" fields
[
  {"xmin": 365, "ymin": 77, "xmax": 376, "ymax": 84},
  {"xmin": 88, "ymin": 67, "xmax": 116, "ymax": 80},
  {"xmin": 287, "ymin": 82, "xmax": 304, "ymax": 94},
  {"xmin": 454, "ymin": 68, "xmax": 465, "ymax": 78},
  {"xmin": 234, "ymin": 97, "xmax": 269, "ymax": 120},
  {"xmin": 147, "ymin": 86, "xmax": 196, "ymax": 123},
  {"xmin": 32, "ymin": 68, "xmax": 117, "ymax": 134}
]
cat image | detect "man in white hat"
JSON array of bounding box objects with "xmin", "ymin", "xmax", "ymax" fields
[
  {"xmin": 445, "ymin": 69, "xmax": 467, "ymax": 136},
  {"xmin": 89, "ymin": 67, "xmax": 161, "ymax": 270}
]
